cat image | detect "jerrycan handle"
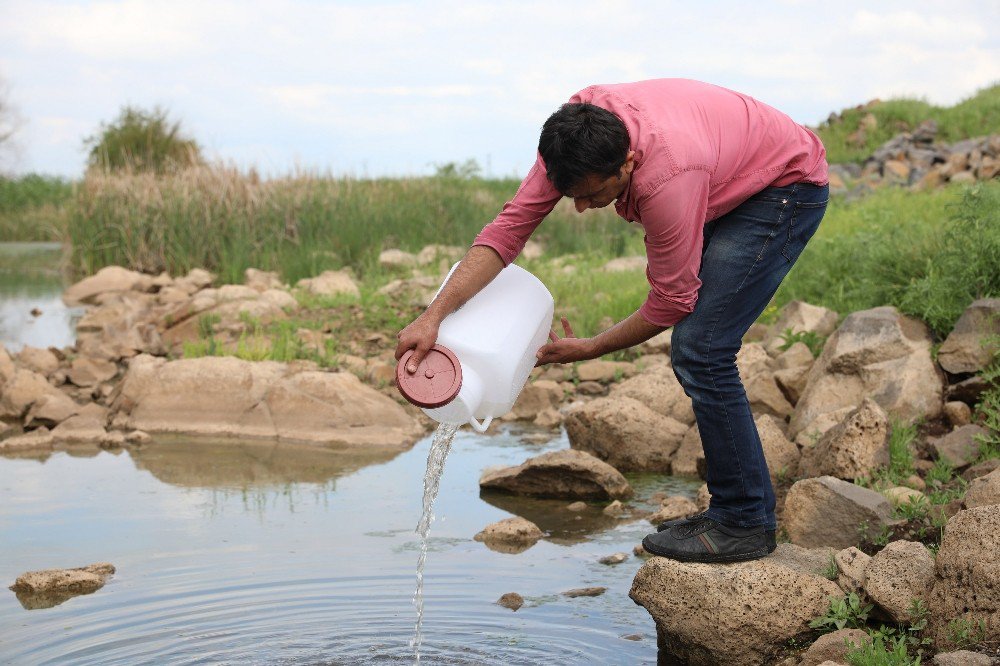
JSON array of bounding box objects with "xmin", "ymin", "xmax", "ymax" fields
[{"xmin": 469, "ymin": 415, "xmax": 493, "ymax": 433}]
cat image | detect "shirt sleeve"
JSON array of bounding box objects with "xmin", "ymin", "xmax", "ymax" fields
[
  {"xmin": 637, "ymin": 169, "xmax": 711, "ymax": 328},
  {"xmin": 471, "ymin": 152, "xmax": 562, "ymax": 266}
]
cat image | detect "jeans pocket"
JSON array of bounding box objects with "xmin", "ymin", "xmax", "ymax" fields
[{"xmin": 782, "ymin": 199, "xmax": 828, "ymax": 261}]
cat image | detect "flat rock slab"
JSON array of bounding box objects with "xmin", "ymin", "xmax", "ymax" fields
[{"xmin": 479, "ymin": 449, "xmax": 632, "ymax": 500}]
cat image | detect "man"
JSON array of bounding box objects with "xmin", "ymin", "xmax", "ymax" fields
[{"xmin": 395, "ymin": 78, "xmax": 829, "ymax": 563}]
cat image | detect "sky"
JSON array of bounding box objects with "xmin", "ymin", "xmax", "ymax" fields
[{"xmin": 1, "ymin": 0, "xmax": 998, "ymax": 179}]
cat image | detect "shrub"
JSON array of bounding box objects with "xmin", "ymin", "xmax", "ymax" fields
[{"xmin": 84, "ymin": 105, "xmax": 202, "ymax": 173}]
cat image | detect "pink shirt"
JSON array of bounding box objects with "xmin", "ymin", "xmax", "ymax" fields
[{"xmin": 472, "ymin": 78, "xmax": 828, "ymax": 328}]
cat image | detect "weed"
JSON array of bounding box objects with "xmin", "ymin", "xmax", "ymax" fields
[
  {"xmin": 197, "ymin": 313, "xmax": 221, "ymax": 339},
  {"xmin": 894, "ymin": 495, "xmax": 930, "ymax": 521},
  {"xmin": 810, "ymin": 592, "xmax": 873, "ymax": 633},
  {"xmin": 945, "ymin": 617, "xmax": 987, "ymax": 650},
  {"xmin": 845, "ymin": 633, "xmax": 919, "ymax": 666},
  {"xmin": 822, "ymin": 553, "xmax": 839, "ymax": 581},
  {"xmin": 778, "ymin": 328, "xmax": 826, "ymax": 357}
]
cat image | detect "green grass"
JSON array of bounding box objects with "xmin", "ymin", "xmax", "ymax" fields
[
  {"xmin": 815, "ymin": 82, "xmax": 1000, "ymax": 164},
  {"xmin": 775, "ymin": 181, "xmax": 1000, "ymax": 337}
]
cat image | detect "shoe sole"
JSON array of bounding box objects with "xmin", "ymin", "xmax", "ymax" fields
[{"xmin": 641, "ymin": 536, "xmax": 776, "ymax": 563}]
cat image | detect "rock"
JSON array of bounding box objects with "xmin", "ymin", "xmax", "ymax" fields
[
  {"xmin": 416, "ymin": 244, "xmax": 464, "ymax": 265},
  {"xmin": 566, "ymin": 501, "xmax": 587, "ymax": 512},
  {"xmin": 648, "ymin": 496, "xmax": 700, "ymax": 525},
  {"xmin": 0, "ymin": 368, "xmax": 65, "ymax": 420},
  {"xmin": 903, "ymin": 474, "xmax": 927, "ymax": 491},
  {"xmin": 783, "ymin": 476, "xmax": 894, "ymax": 549},
  {"xmin": 762, "ymin": 301, "xmax": 838, "ymax": 355},
  {"xmin": 794, "ymin": 407, "xmax": 854, "ymax": 448},
  {"xmin": 510, "ymin": 380, "xmax": 562, "ymax": 420},
  {"xmin": 630, "ymin": 544, "xmax": 841, "ymax": 666},
  {"xmin": 834, "ymin": 546, "xmax": 871, "ymax": 594},
  {"xmin": 521, "ymin": 240, "xmax": 544, "ymax": 260},
  {"xmin": 574, "ymin": 380, "xmax": 605, "ymax": 396},
  {"xmin": 929, "ymin": 425, "xmax": 987, "ymax": 469},
  {"xmin": 696, "ymin": 483, "xmax": 711, "ymax": 512},
  {"xmin": 756, "ymin": 414, "xmax": 800, "ymax": 482},
  {"xmin": 0, "ymin": 426, "xmax": 55, "ymax": 453},
  {"xmin": 474, "ymin": 517, "xmax": 543, "ymax": 551},
  {"xmin": 639, "ymin": 329, "xmax": 672, "ymax": 355},
  {"xmin": 737, "ymin": 342, "xmax": 773, "ymax": 380},
  {"xmin": 933, "ymin": 651, "xmax": 993, "ymax": 666},
  {"xmin": 927, "ymin": 505, "xmax": 1000, "ymax": 647},
  {"xmin": 67, "ymin": 357, "xmax": 119, "ymax": 387},
  {"xmin": 599, "ymin": 552, "xmax": 629, "ymax": 565},
  {"xmin": 62, "ymin": 266, "xmax": 152, "ymax": 305},
  {"xmin": 533, "ymin": 408, "xmax": 562, "ymax": 429},
  {"xmin": 609, "ymin": 364, "xmax": 695, "ymax": 424},
  {"xmin": 50, "ymin": 415, "xmax": 108, "ymax": 443},
  {"xmin": 259, "ymin": 289, "xmax": 298, "ymax": 311},
  {"xmin": 125, "ymin": 429, "xmax": 151, "ymax": 444},
  {"xmin": 798, "ymin": 399, "xmax": 889, "ymax": 481},
  {"xmin": 24, "ymin": 392, "xmax": 80, "ymax": 428},
  {"xmin": 295, "ymin": 270, "xmax": 360, "ymax": 298},
  {"xmin": 0, "ymin": 343, "xmax": 15, "ymax": 384},
  {"xmin": 111, "ymin": 355, "xmax": 422, "ymax": 447},
  {"xmin": 175, "ymin": 268, "xmax": 214, "ymax": 293},
  {"xmin": 948, "ymin": 376, "xmax": 990, "ymax": 405},
  {"xmin": 633, "ymin": 544, "xmax": 648, "ymax": 557},
  {"xmin": 943, "ymin": 401, "xmax": 973, "ymax": 427},
  {"xmin": 863, "ymin": 540, "xmax": 935, "ymax": 622},
  {"xmin": 575, "ymin": 359, "xmax": 633, "ymax": 383},
  {"xmin": 671, "ymin": 425, "xmax": 705, "ymax": 477},
  {"xmin": 790, "ymin": 307, "xmax": 943, "ymax": 439},
  {"xmin": 378, "ymin": 249, "xmax": 417, "ymax": 269},
  {"xmin": 480, "ymin": 449, "xmax": 632, "ymax": 500},
  {"xmin": 603, "ymin": 500, "xmax": 626, "ymax": 516},
  {"xmin": 745, "ymin": 373, "xmax": 794, "ymax": 418},
  {"xmin": 798, "ymin": 628, "xmax": 870, "ymax": 666},
  {"xmin": 774, "ymin": 341, "xmax": 815, "ymax": 370},
  {"xmin": 9, "ymin": 562, "xmax": 116, "ymax": 610},
  {"xmin": 243, "ymin": 268, "xmax": 284, "ymax": 291},
  {"xmin": 496, "ymin": 592, "xmax": 523, "ymax": 611},
  {"xmin": 963, "ymin": 459, "xmax": 1000, "ymax": 482},
  {"xmin": 883, "ymin": 486, "xmax": 926, "ymax": 508},
  {"xmin": 564, "ymin": 396, "xmax": 688, "ymax": 472},
  {"xmin": 16, "ymin": 346, "xmax": 60, "ymax": 377},
  {"xmin": 773, "ymin": 365, "xmax": 811, "ymax": 405},
  {"xmin": 937, "ymin": 299, "xmax": 1000, "ymax": 374},
  {"xmin": 562, "ymin": 587, "xmax": 606, "ymax": 598},
  {"xmin": 964, "ymin": 468, "xmax": 1000, "ymax": 508},
  {"xmin": 883, "ymin": 159, "xmax": 911, "ymax": 184},
  {"xmin": 601, "ymin": 256, "xmax": 645, "ymax": 272}
]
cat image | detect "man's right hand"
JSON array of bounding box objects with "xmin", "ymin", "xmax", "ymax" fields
[{"xmin": 395, "ymin": 314, "xmax": 441, "ymax": 373}]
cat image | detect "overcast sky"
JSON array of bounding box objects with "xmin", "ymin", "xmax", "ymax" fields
[{"xmin": 2, "ymin": 0, "xmax": 998, "ymax": 178}]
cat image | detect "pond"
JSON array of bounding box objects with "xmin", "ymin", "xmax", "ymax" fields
[
  {"xmin": 0, "ymin": 241, "xmax": 82, "ymax": 353},
  {"xmin": 0, "ymin": 429, "xmax": 698, "ymax": 664}
]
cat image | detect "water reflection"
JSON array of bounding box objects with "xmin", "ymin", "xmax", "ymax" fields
[{"xmin": 0, "ymin": 242, "xmax": 81, "ymax": 352}]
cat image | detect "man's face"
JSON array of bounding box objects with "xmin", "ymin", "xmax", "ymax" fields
[{"xmin": 564, "ymin": 151, "xmax": 635, "ymax": 213}]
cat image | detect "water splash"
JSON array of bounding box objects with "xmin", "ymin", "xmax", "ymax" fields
[{"xmin": 410, "ymin": 422, "xmax": 460, "ymax": 663}]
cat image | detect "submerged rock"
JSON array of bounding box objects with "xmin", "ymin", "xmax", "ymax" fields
[
  {"xmin": 9, "ymin": 562, "xmax": 116, "ymax": 610},
  {"xmin": 474, "ymin": 517, "xmax": 543, "ymax": 554},
  {"xmin": 562, "ymin": 586, "xmax": 607, "ymax": 598},
  {"xmin": 630, "ymin": 544, "xmax": 840, "ymax": 666},
  {"xmin": 496, "ymin": 592, "xmax": 524, "ymax": 611}
]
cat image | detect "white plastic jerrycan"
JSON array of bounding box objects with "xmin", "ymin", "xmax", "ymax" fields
[{"xmin": 396, "ymin": 262, "xmax": 554, "ymax": 432}]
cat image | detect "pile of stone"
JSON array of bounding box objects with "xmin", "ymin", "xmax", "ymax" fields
[{"xmin": 829, "ymin": 120, "xmax": 1000, "ymax": 195}]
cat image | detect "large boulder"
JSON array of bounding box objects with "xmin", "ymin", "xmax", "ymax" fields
[
  {"xmin": 75, "ymin": 291, "xmax": 166, "ymax": 361},
  {"xmin": 798, "ymin": 399, "xmax": 889, "ymax": 480},
  {"xmin": 783, "ymin": 476, "xmax": 895, "ymax": 549},
  {"xmin": 964, "ymin": 468, "xmax": 1000, "ymax": 508},
  {"xmin": 0, "ymin": 368, "xmax": 66, "ymax": 420},
  {"xmin": 862, "ymin": 540, "xmax": 936, "ymax": 623},
  {"xmin": 629, "ymin": 544, "xmax": 841, "ymax": 666},
  {"xmin": 608, "ymin": 363, "xmax": 695, "ymax": 424},
  {"xmin": 927, "ymin": 505, "xmax": 1000, "ymax": 647},
  {"xmin": 564, "ymin": 395, "xmax": 688, "ymax": 472},
  {"xmin": 762, "ymin": 300, "xmax": 839, "ymax": 355},
  {"xmin": 479, "ymin": 449, "xmax": 632, "ymax": 500},
  {"xmin": 24, "ymin": 392, "xmax": 81, "ymax": 428},
  {"xmin": 937, "ymin": 298, "xmax": 1000, "ymax": 375},
  {"xmin": 62, "ymin": 266, "xmax": 153, "ymax": 305},
  {"xmin": 790, "ymin": 306, "xmax": 943, "ymax": 439},
  {"xmin": 110, "ymin": 354, "xmax": 423, "ymax": 447}
]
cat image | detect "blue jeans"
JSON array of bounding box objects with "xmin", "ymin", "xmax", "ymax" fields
[{"xmin": 670, "ymin": 182, "xmax": 829, "ymax": 530}]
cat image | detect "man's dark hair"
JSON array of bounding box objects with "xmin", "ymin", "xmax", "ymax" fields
[{"xmin": 537, "ymin": 103, "xmax": 630, "ymax": 194}]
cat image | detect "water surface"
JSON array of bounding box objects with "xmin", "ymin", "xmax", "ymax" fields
[
  {"xmin": 0, "ymin": 241, "xmax": 81, "ymax": 352},
  {"xmin": 0, "ymin": 429, "xmax": 699, "ymax": 664}
]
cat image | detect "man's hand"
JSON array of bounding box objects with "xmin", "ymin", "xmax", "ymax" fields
[
  {"xmin": 535, "ymin": 317, "xmax": 596, "ymax": 366},
  {"xmin": 395, "ymin": 314, "xmax": 440, "ymax": 373}
]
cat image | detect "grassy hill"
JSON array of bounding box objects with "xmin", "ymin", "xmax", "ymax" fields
[{"xmin": 814, "ymin": 83, "xmax": 1000, "ymax": 164}]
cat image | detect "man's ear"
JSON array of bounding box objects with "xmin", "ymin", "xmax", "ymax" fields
[{"xmin": 622, "ymin": 150, "xmax": 636, "ymax": 176}]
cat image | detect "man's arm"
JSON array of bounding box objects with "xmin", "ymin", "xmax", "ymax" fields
[{"xmin": 394, "ymin": 245, "xmax": 504, "ymax": 372}]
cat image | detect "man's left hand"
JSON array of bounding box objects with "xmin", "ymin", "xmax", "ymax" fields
[{"xmin": 535, "ymin": 317, "xmax": 595, "ymax": 366}]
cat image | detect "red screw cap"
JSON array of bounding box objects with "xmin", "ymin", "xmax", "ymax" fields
[{"xmin": 395, "ymin": 344, "xmax": 463, "ymax": 409}]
